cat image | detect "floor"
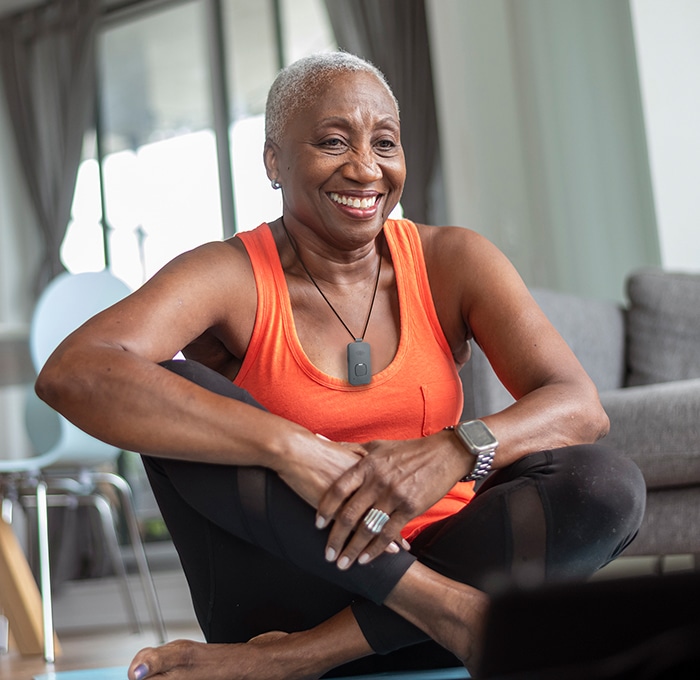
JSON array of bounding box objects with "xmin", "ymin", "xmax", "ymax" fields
[
  {"xmin": 0, "ymin": 623, "xmax": 204, "ymax": 680},
  {"xmin": 1, "ymin": 555, "xmax": 695, "ymax": 680}
]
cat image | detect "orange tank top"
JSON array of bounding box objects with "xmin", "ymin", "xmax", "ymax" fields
[{"xmin": 235, "ymin": 219, "xmax": 475, "ymax": 540}]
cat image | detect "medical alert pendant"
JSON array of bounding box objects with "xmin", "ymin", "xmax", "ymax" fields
[{"xmin": 347, "ymin": 339, "xmax": 371, "ymax": 386}]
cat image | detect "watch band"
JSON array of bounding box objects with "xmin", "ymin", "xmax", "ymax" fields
[{"xmin": 460, "ymin": 448, "xmax": 496, "ymax": 482}]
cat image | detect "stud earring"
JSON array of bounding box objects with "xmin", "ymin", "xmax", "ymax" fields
[{"xmin": 271, "ymin": 180, "xmax": 281, "ymax": 190}]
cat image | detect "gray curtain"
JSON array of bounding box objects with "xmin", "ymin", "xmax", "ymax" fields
[
  {"xmin": 324, "ymin": 0, "xmax": 443, "ymax": 225},
  {"xmin": 0, "ymin": 0, "xmax": 100, "ymax": 293}
]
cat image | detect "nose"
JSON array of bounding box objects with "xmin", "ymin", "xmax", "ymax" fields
[{"xmin": 343, "ymin": 146, "xmax": 382, "ymax": 183}]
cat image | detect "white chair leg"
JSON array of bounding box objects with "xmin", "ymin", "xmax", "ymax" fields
[
  {"xmin": 35, "ymin": 480, "xmax": 55, "ymax": 664},
  {"xmin": 94, "ymin": 472, "xmax": 166, "ymax": 642}
]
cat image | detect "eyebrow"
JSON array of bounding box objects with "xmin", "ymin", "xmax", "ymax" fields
[{"xmin": 313, "ymin": 115, "xmax": 400, "ymax": 132}]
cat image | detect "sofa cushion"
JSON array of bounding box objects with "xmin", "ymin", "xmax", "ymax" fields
[
  {"xmin": 532, "ymin": 288, "xmax": 626, "ymax": 393},
  {"xmin": 626, "ymin": 268, "xmax": 700, "ymax": 386},
  {"xmin": 600, "ymin": 378, "xmax": 700, "ymax": 490},
  {"xmin": 460, "ymin": 289, "xmax": 626, "ymax": 420}
]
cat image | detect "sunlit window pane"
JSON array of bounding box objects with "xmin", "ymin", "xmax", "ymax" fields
[
  {"xmin": 63, "ymin": 0, "xmax": 342, "ymax": 281},
  {"xmin": 62, "ymin": 132, "xmax": 105, "ymax": 274},
  {"xmin": 280, "ymin": 0, "xmax": 336, "ymax": 64},
  {"xmin": 65, "ymin": 1, "xmax": 224, "ymax": 288},
  {"xmin": 222, "ymin": 0, "xmax": 279, "ymax": 118},
  {"xmin": 224, "ymin": 0, "xmax": 336, "ymax": 233}
]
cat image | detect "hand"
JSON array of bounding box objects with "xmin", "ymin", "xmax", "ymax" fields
[
  {"xmin": 275, "ymin": 432, "xmax": 367, "ymax": 509},
  {"xmin": 315, "ymin": 430, "xmax": 465, "ymax": 570}
]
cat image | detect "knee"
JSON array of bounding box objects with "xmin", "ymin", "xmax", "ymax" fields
[
  {"xmin": 554, "ymin": 444, "xmax": 647, "ymax": 539},
  {"xmin": 160, "ymin": 359, "xmax": 266, "ymax": 409}
]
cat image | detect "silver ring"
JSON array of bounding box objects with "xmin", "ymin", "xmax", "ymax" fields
[{"xmin": 363, "ymin": 508, "xmax": 390, "ymax": 535}]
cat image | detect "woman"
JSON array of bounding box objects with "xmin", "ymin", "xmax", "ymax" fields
[{"xmin": 36, "ymin": 52, "xmax": 645, "ymax": 679}]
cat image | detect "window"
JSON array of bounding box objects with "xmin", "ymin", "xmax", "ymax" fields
[{"xmin": 62, "ymin": 0, "xmax": 335, "ymax": 289}]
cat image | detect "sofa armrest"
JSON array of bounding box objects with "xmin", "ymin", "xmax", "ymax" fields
[{"xmin": 600, "ymin": 378, "xmax": 700, "ymax": 489}]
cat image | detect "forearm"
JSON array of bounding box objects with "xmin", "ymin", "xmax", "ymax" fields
[
  {"xmin": 473, "ymin": 381, "xmax": 610, "ymax": 473},
  {"xmin": 36, "ymin": 344, "xmax": 302, "ymax": 471}
]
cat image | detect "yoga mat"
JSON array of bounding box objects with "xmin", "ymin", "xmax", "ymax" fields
[
  {"xmin": 34, "ymin": 668, "xmax": 128, "ymax": 680},
  {"xmin": 34, "ymin": 666, "xmax": 469, "ymax": 680}
]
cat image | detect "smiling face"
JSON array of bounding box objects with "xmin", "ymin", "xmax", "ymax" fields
[{"xmin": 264, "ymin": 70, "xmax": 406, "ymax": 250}]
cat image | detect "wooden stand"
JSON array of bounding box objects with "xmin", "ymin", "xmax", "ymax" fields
[{"xmin": 0, "ymin": 517, "xmax": 60, "ymax": 656}]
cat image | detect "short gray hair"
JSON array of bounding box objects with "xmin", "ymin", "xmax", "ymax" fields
[{"xmin": 265, "ymin": 51, "xmax": 399, "ymax": 145}]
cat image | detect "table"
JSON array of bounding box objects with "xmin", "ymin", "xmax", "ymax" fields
[{"xmin": 0, "ymin": 515, "xmax": 61, "ymax": 655}]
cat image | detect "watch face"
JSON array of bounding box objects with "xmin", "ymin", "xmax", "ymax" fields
[{"xmin": 458, "ymin": 420, "xmax": 497, "ymax": 450}]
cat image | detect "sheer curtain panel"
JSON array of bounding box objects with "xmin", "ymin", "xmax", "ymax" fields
[{"xmin": 0, "ymin": 0, "xmax": 100, "ymax": 293}]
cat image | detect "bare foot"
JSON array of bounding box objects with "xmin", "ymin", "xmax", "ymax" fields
[
  {"xmin": 127, "ymin": 634, "xmax": 323, "ymax": 680},
  {"xmin": 384, "ymin": 562, "xmax": 490, "ymax": 675}
]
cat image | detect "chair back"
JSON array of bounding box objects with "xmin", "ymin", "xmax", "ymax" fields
[
  {"xmin": 27, "ymin": 270, "xmax": 132, "ymax": 469},
  {"xmin": 30, "ymin": 270, "xmax": 131, "ymax": 371}
]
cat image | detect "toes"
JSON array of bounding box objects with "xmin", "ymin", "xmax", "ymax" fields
[{"xmin": 128, "ymin": 639, "xmax": 196, "ymax": 679}]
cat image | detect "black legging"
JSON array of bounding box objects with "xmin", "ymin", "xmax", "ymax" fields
[{"xmin": 142, "ymin": 359, "xmax": 646, "ymax": 676}]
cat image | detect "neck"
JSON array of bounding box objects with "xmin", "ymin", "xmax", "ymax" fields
[
  {"xmin": 281, "ymin": 217, "xmax": 383, "ymax": 347},
  {"xmin": 277, "ymin": 217, "xmax": 384, "ymax": 286}
]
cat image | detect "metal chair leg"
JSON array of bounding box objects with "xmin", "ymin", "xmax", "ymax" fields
[
  {"xmin": 94, "ymin": 471, "xmax": 166, "ymax": 642},
  {"xmin": 82, "ymin": 494, "xmax": 142, "ymax": 633},
  {"xmin": 35, "ymin": 480, "xmax": 55, "ymax": 664}
]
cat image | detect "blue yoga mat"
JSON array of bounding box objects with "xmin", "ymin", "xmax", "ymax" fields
[
  {"xmin": 34, "ymin": 666, "xmax": 469, "ymax": 680},
  {"xmin": 34, "ymin": 669, "xmax": 129, "ymax": 680}
]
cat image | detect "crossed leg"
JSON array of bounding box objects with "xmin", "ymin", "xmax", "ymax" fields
[
  {"xmin": 127, "ymin": 564, "xmax": 488, "ymax": 679},
  {"xmin": 125, "ymin": 360, "xmax": 645, "ymax": 679}
]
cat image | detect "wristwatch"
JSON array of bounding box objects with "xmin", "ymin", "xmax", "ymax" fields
[{"xmin": 450, "ymin": 419, "xmax": 498, "ymax": 482}]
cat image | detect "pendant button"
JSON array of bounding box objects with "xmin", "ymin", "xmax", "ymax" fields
[{"xmin": 354, "ymin": 363, "xmax": 368, "ymax": 377}]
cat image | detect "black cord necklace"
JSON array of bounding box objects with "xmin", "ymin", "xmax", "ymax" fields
[{"xmin": 281, "ymin": 218, "xmax": 382, "ymax": 386}]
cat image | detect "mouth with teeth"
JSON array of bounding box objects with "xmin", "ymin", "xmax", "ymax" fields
[{"xmin": 329, "ymin": 192, "xmax": 379, "ymax": 211}]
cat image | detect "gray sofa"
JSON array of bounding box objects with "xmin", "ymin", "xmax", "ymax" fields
[{"xmin": 459, "ymin": 268, "xmax": 700, "ymax": 559}]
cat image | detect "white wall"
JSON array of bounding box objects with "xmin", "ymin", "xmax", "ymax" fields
[
  {"xmin": 426, "ymin": 0, "xmax": 662, "ymax": 301},
  {"xmin": 630, "ymin": 0, "xmax": 700, "ymax": 272}
]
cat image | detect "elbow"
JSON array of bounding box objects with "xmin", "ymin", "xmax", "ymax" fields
[
  {"xmin": 583, "ymin": 391, "xmax": 610, "ymax": 443},
  {"xmin": 593, "ymin": 403, "xmax": 610, "ymax": 442},
  {"xmin": 35, "ymin": 350, "xmax": 76, "ymax": 411},
  {"xmin": 35, "ymin": 360, "xmax": 62, "ymax": 409}
]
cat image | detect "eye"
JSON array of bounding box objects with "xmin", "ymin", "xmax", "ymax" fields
[
  {"xmin": 375, "ymin": 138, "xmax": 399, "ymax": 155},
  {"xmin": 318, "ymin": 137, "xmax": 347, "ymax": 153}
]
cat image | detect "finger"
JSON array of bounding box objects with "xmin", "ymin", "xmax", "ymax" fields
[
  {"xmin": 336, "ymin": 512, "xmax": 408, "ymax": 570},
  {"xmin": 322, "ymin": 494, "xmax": 373, "ymax": 563},
  {"xmin": 315, "ymin": 464, "xmax": 365, "ymax": 530}
]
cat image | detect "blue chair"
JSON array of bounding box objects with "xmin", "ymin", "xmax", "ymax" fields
[{"xmin": 0, "ymin": 270, "xmax": 165, "ymax": 662}]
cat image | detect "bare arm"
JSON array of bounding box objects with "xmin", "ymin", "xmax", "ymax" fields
[
  {"xmin": 36, "ymin": 241, "xmax": 361, "ymax": 508},
  {"xmin": 453, "ymin": 227, "xmax": 610, "ymax": 463},
  {"xmin": 317, "ymin": 225, "xmax": 609, "ymax": 567}
]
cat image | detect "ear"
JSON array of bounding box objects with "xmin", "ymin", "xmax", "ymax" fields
[{"xmin": 263, "ymin": 140, "xmax": 280, "ymax": 184}]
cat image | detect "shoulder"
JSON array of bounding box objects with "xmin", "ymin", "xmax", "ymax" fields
[
  {"xmin": 414, "ymin": 223, "xmax": 516, "ymax": 300},
  {"xmin": 124, "ymin": 236, "xmax": 258, "ymax": 333},
  {"xmin": 416, "ymin": 223, "xmax": 500, "ymax": 266}
]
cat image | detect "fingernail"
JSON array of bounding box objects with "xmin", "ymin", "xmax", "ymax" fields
[
  {"xmin": 387, "ymin": 541, "xmax": 400, "ymax": 553},
  {"xmin": 316, "ymin": 516, "xmax": 327, "ymax": 529},
  {"xmin": 402, "ymin": 539, "xmax": 411, "ymax": 550},
  {"xmin": 337, "ymin": 556, "xmax": 350, "ymax": 570},
  {"xmin": 133, "ymin": 664, "xmax": 149, "ymax": 680},
  {"xmin": 325, "ymin": 547, "xmax": 336, "ymax": 562},
  {"xmin": 358, "ymin": 553, "xmax": 370, "ymax": 564}
]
